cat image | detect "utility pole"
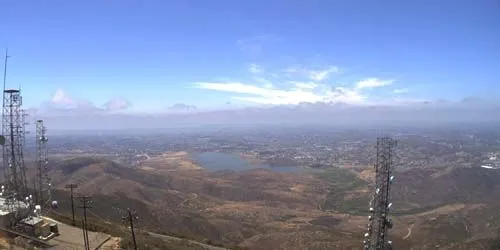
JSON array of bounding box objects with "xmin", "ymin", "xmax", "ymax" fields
[
  {"xmin": 64, "ymin": 183, "xmax": 78, "ymax": 226},
  {"xmin": 78, "ymin": 195, "xmax": 92, "ymax": 250},
  {"xmin": 81, "ymin": 219, "xmax": 88, "ymax": 250},
  {"xmin": 122, "ymin": 208, "xmax": 138, "ymax": 250}
]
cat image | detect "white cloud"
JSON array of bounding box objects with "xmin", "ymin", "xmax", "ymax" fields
[
  {"xmin": 254, "ymin": 77, "xmax": 274, "ymax": 88},
  {"xmin": 43, "ymin": 89, "xmax": 131, "ymax": 115},
  {"xmin": 49, "ymin": 88, "xmax": 95, "ymax": 110},
  {"xmin": 195, "ymin": 82, "xmax": 272, "ymax": 96},
  {"xmin": 248, "ymin": 63, "xmax": 263, "ymax": 74},
  {"xmin": 291, "ymin": 81, "xmax": 318, "ymax": 90},
  {"xmin": 308, "ymin": 66, "xmax": 339, "ymax": 81},
  {"xmin": 392, "ymin": 88, "xmax": 409, "ymax": 94},
  {"xmin": 104, "ymin": 97, "xmax": 131, "ymax": 111},
  {"xmin": 194, "ymin": 81, "xmax": 366, "ymax": 105},
  {"xmin": 166, "ymin": 103, "xmax": 197, "ymax": 114},
  {"xmin": 194, "ymin": 63, "xmax": 396, "ymax": 106},
  {"xmin": 355, "ymin": 78, "xmax": 393, "ymax": 89},
  {"xmin": 285, "ymin": 65, "xmax": 339, "ymax": 81},
  {"xmin": 51, "ymin": 89, "xmax": 75, "ymax": 106},
  {"xmin": 262, "ymin": 83, "xmax": 274, "ymax": 89}
]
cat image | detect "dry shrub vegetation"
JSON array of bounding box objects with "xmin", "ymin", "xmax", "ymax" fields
[{"xmin": 36, "ymin": 155, "xmax": 500, "ymax": 249}]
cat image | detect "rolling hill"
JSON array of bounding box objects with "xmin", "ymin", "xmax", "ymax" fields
[{"xmin": 39, "ymin": 155, "xmax": 500, "ymax": 249}]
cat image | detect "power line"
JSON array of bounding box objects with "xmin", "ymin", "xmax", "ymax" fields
[
  {"xmin": 64, "ymin": 183, "xmax": 78, "ymax": 226},
  {"xmin": 81, "ymin": 219, "xmax": 88, "ymax": 250},
  {"xmin": 122, "ymin": 208, "xmax": 139, "ymax": 250},
  {"xmin": 77, "ymin": 195, "xmax": 92, "ymax": 250}
]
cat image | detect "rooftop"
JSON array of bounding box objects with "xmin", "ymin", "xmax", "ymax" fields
[
  {"xmin": 3, "ymin": 89, "xmax": 20, "ymax": 93},
  {"xmin": 20, "ymin": 216, "xmax": 44, "ymax": 226}
]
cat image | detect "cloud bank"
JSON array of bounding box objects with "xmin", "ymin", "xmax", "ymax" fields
[
  {"xmin": 38, "ymin": 99, "xmax": 500, "ymax": 131},
  {"xmin": 30, "ymin": 64, "xmax": 499, "ymax": 131},
  {"xmin": 194, "ymin": 63, "xmax": 395, "ymax": 106},
  {"xmin": 35, "ymin": 88, "xmax": 132, "ymax": 116}
]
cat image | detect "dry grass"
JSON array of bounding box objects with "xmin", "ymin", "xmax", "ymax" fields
[
  {"xmin": 0, "ymin": 237, "xmax": 11, "ymax": 249},
  {"xmin": 409, "ymin": 203, "xmax": 484, "ymax": 217},
  {"xmin": 357, "ymin": 168, "xmax": 375, "ymax": 182},
  {"xmin": 42, "ymin": 153, "xmax": 500, "ymax": 250}
]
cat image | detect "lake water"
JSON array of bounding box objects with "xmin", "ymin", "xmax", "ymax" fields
[{"xmin": 191, "ymin": 152, "xmax": 301, "ymax": 173}]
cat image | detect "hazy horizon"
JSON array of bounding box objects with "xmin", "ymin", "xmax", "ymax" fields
[{"xmin": 33, "ymin": 100, "xmax": 500, "ymax": 131}]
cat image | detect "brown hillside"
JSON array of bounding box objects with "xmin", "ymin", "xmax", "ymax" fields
[{"xmin": 40, "ymin": 156, "xmax": 500, "ymax": 249}]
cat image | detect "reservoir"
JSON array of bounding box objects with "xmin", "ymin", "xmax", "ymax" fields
[{"xmin": 191, "ymin": 152, "xmax": 301, "ymax": 173}]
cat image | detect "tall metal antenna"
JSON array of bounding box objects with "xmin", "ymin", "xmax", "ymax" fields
[
  {"xmin": 2, "ymin": 49, "xmax": 9, "ymax": 93},
  {"xmin": 2, "ymin": 49, "xmax": 9, "ymax": 140},
  {"xmin": 364, "ymin": 137, "xmax": 397, "ymax": 250},
  {"xmin": 0, "ymin": 49, "xmax": 31, "ymax": 224},
  {"xmin": 0, "ymin": 50, "xmax": 8, "ymax": 146},
  {"xmin": 2, "ymin": 89, "xmax": 29, "ymax": 203},
  {"xmin": 35, "ymin": 120, "xmax": 50, "ymax": 209}
]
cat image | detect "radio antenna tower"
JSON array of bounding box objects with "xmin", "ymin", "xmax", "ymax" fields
[
  {"xmin": 35, "ymin": 119, "xmax": 51, "ymax": 209},
  {"xmin": 363, "ymin": 137, "xmax": 397, "ymax": 250},
  {"xmin": 1, "ymin": 49, "xmax": 29, "ymax": 207}
]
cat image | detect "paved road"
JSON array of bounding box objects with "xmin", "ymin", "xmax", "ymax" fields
[
  {"xmin": 46, "ymin": 212, "xmax": 228, "ymax": 250},
  {"xmin": 146, "ymin": 231, "xmax": 229, "ymax": 250},
  {"xmin": 403, "ymin": 227, "xmax": 412, "ymax": 240},
  {"xmin": 43, "ymin": 216, "xmax": 112, "ymax": 250}
]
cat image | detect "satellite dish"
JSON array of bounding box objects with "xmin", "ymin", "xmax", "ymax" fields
[{"xmin": 0, "ymin": 135, "xmax": 5, "ymax": 146}]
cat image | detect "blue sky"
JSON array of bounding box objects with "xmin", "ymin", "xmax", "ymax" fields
[{"xmin": 2, "ymin": 0, "xmax": 499, "ymax": 114}]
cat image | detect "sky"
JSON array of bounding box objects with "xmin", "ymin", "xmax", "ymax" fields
[{"xmin": 1, "ymin": 0, "xmax": 500, "ymax": 128}]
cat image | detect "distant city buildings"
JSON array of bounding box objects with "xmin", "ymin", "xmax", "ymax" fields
[
  {"xmin": 481, "ymin": 152, "xmax": 500, "ymax": 169},
  {"xmin": 33, "ymin": 126, "xmax": 500, "ymax": 171}
]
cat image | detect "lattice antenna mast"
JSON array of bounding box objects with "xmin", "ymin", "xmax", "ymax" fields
[
  {"xmin": 2, "ymin": 49, "xmax": 9, "ymax": 110},
  {"xmin": 2, "ymin": 50, "xmax": 28, "ymax": 203},
  {"xmin": 36, "ymin": 120, "xmax": 50, "ymax": 207},
  {"xmin": 364, "ymin": 137, "xmax": 397, "ymax": 250},
  {"xmin": 1, "ymin": 49, "xmax": 9, "ymax": 184}
]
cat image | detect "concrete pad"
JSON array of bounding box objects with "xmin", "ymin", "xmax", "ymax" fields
[{"xmin": 43, "ymin": 217, "xmax": 113, "ymax": 250}]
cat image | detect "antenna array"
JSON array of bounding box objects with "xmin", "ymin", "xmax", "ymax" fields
[
  {"xmin": 36, "ymin": 120, "xmax": 51, "ymax": 208},
  {"xmin": 364, "ymin": 137, "xmax": 397, "ymax": 250},
  {"xmin": 2, "ymin": 89, "xmax": 29, "ymax": 203}
]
